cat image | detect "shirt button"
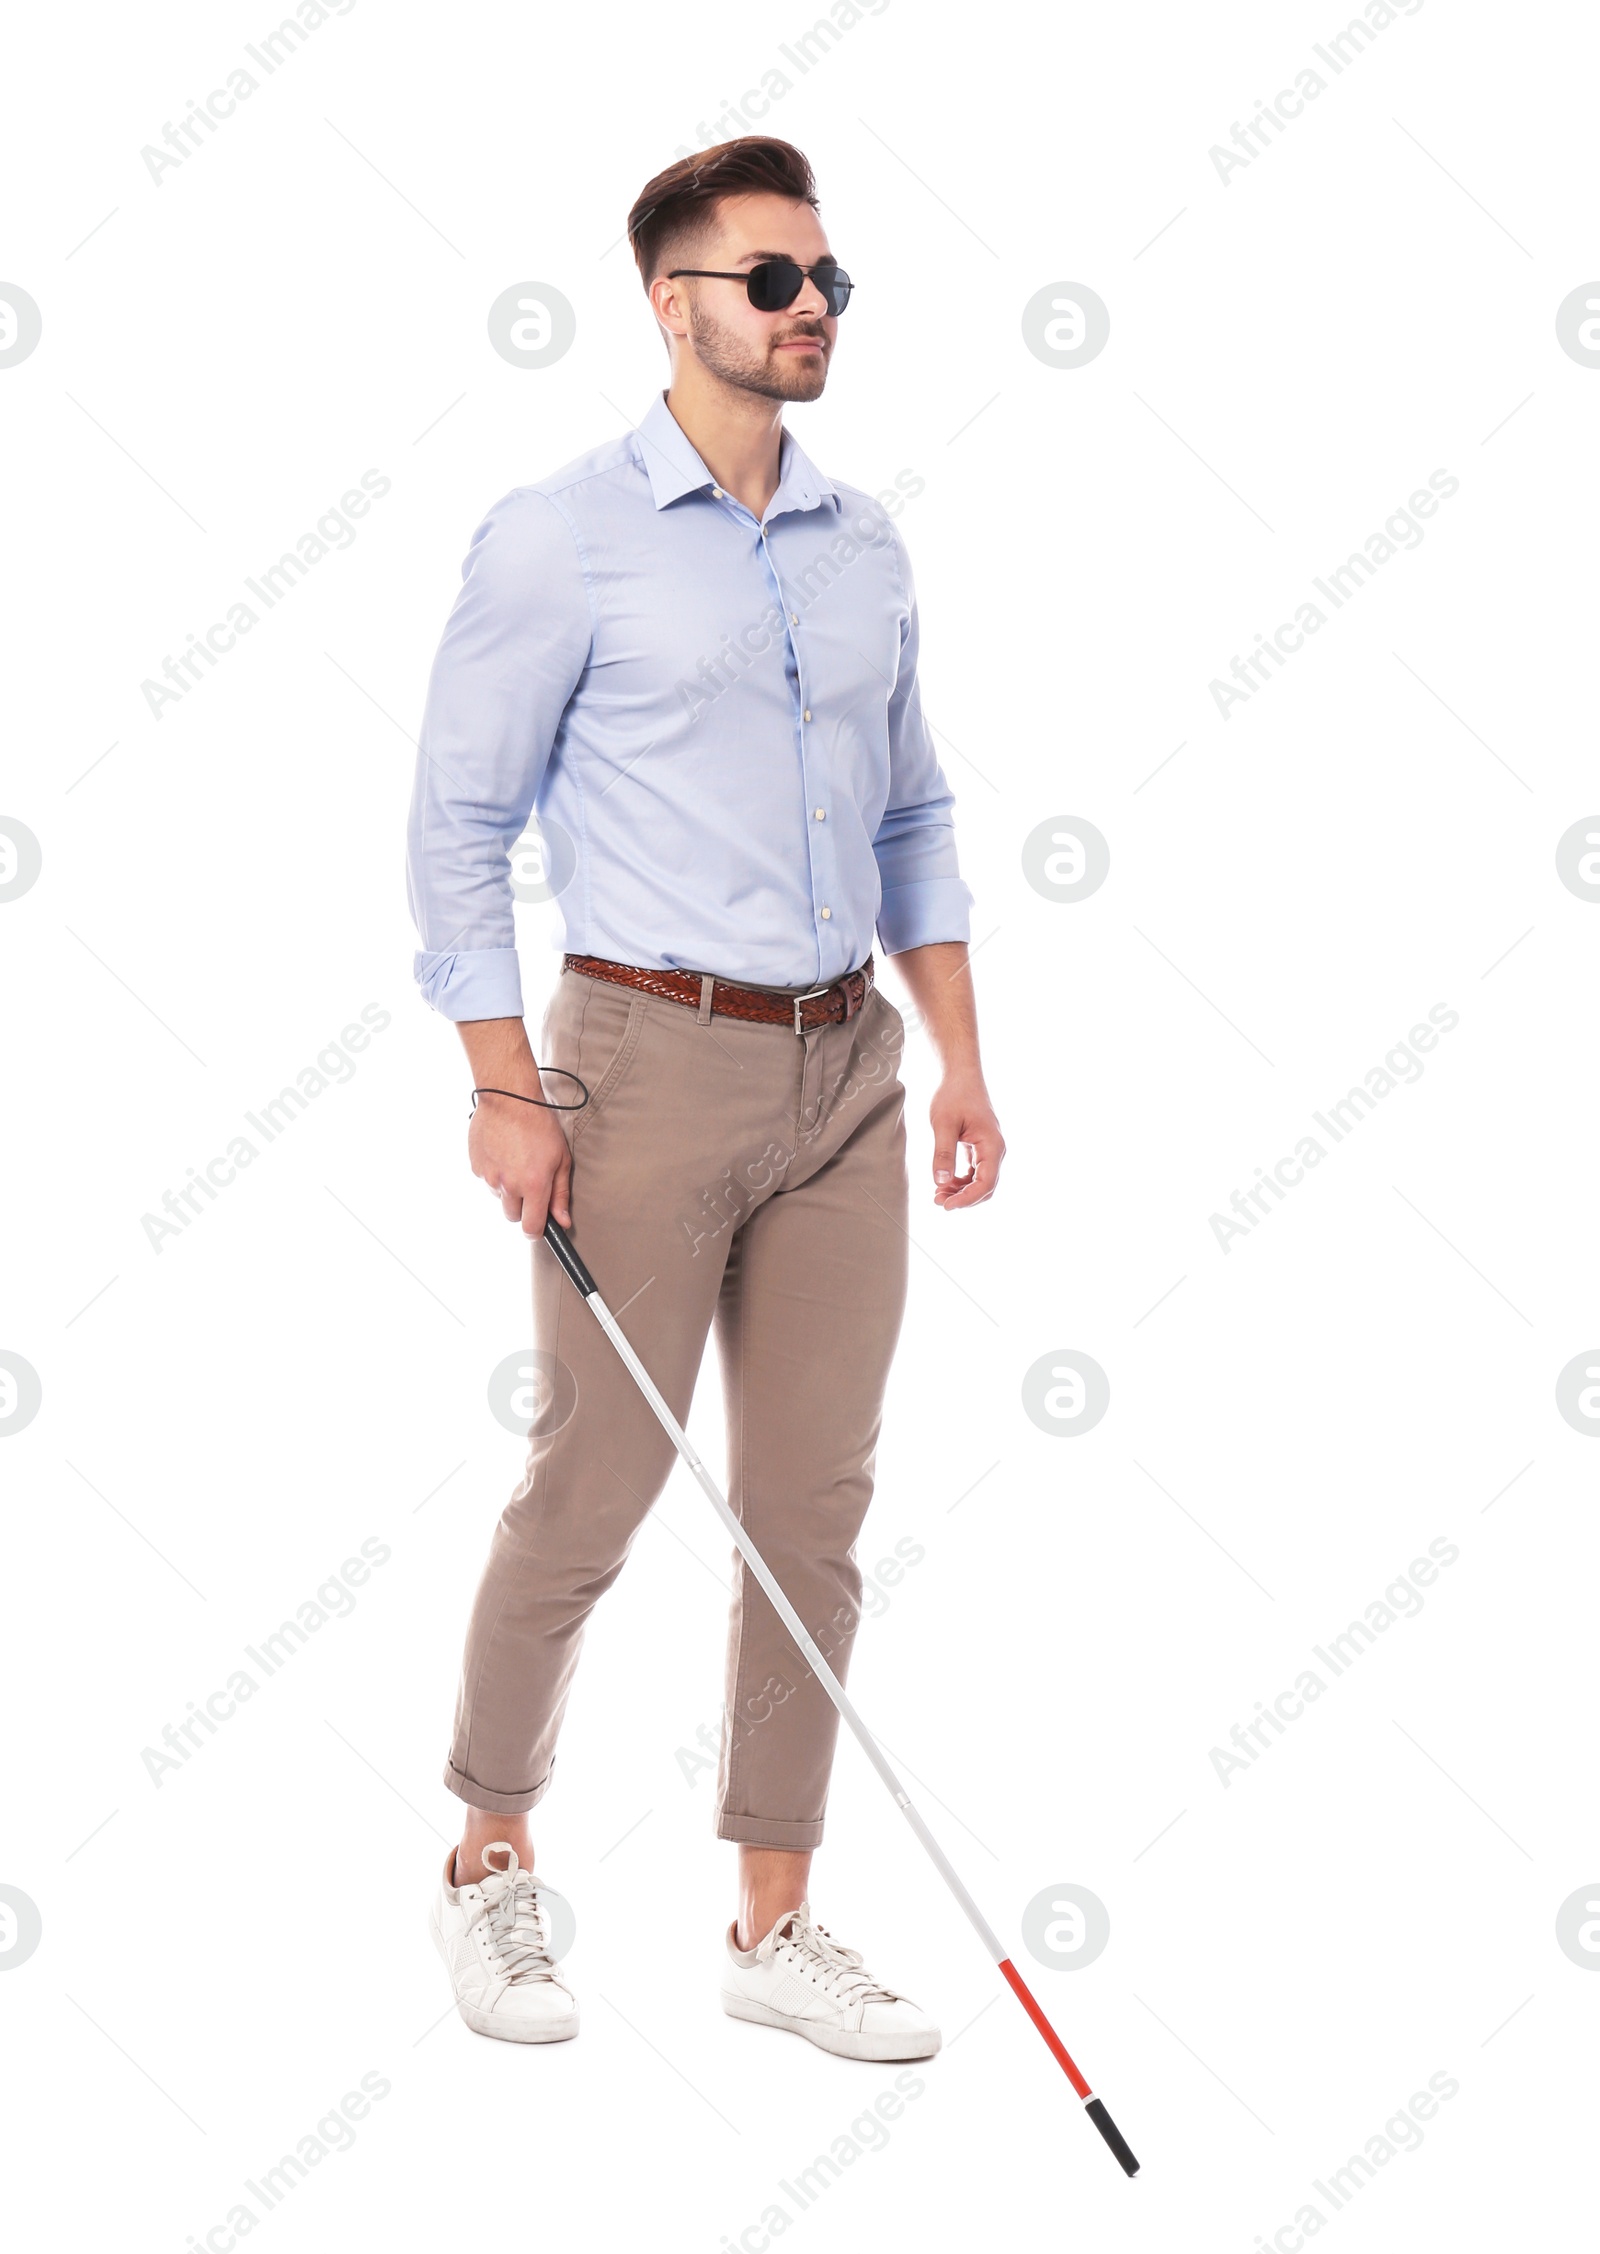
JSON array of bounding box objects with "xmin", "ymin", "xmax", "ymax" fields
[
  {"xmin": 803, "ymin": 708, "xmax": 811, "ymax": 722},
  {"xmin": 790, "ymin": 613, "xmax": 799, "ymax": 625},
  {"xmin": 820, "ymin": 906, "xmax": 831, "ymax": 920},
  {"xmin": 711, "ymin": 486, "xmax": 722, "ymax": 497},
  {"xmin": 814, "ymin": 807, "xmax": 825, "ymax": 820}
]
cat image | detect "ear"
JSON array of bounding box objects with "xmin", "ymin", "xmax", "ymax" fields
[{"xmin": 649, "ymin": 271, "xmax": 692, "ymax": 337}]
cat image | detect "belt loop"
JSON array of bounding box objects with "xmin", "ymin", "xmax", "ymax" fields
[{"xmin": 696, "ymin": 973, "xmax": 715, "ymax": 1025}]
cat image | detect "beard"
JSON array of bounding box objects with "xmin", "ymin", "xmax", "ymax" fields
[{"xmin": 686, "ymin": 298, "xmax": 831, "ymax": 402}]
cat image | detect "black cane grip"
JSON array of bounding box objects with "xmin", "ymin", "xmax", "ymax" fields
[
  {"xmin": 1085, "ymin": 2098, "xmax": 1140, "ymax": 2177},
  {"xmin": 543, "ymin": 1216, "xmax": 598, "ymax": 1298}
]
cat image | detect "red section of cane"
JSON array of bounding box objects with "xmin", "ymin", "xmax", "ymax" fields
[{"xmin": 998, "ymin": 1957, "xmax": 1092, "ymax": 2096}]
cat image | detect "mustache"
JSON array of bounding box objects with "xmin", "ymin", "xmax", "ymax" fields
[{"xmin": 772, "ymin": 326, "xmax": 829, "ymax": 346}]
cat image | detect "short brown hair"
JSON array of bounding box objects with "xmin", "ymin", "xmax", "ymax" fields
[{"xmin": 627, "ymin": 137, "xmax": 819, "ymax": 288}]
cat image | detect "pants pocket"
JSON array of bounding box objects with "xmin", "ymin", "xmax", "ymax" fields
[{"xmin": 566, "ymin": 981, "xmax": 646, "ymax": 1144}]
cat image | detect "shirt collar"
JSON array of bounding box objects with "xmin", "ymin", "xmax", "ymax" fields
[{"xmin": 634, "ymin": 391, "xmax": 839, "ymax": 519}]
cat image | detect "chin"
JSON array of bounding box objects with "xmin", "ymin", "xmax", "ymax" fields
[{"xmin": 770, "ymin": 353, "xmax": 829, "ymax": 401}]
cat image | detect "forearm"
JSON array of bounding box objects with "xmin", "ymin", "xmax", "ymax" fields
[
  {"xmin": 455, "ymin": 1015, "xmax": 541, "ymax": 1096},
  {"xmin": 887, "ymin": 941, "xmax": 984, "ymax": 1078},
  {"xmin": 886, "ymin": 942, "xmax": 1003, "ymax": 1208}
]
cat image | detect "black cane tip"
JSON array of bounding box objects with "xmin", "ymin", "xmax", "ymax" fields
[{"xmin": 1084, "ymin": 2096, "xmax": 1140, "ymax": 2177}]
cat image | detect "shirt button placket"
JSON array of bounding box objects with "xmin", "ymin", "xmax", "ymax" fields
[
  {"xmin": 765, "ymin": 525, "xmax": 807, "ymax": 742},
  {"xmin": 765, "ymin": 521, "xmax": 827, "ymax": 973}
]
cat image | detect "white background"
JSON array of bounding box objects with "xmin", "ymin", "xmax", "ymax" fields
[{"xmin": 2, "ymin": 1, "xmax": 1597, "ymax": 2247}]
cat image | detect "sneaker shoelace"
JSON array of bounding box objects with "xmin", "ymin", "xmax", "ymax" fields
[
  {"xmin": 758, "ymin": 1905, "xmax": 902, "ymax": 2006},
  {"xmin": 470, "ymin": 1859, "xmax": 562, "ymax": 1986}
]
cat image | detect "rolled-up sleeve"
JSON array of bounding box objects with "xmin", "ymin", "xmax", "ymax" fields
[
  {"xmin": 871, "ymin": 524, "xmax": 974, "ymax": 956},
  {"xmin": 406, "ymin": 489, "xmax": 592, "ymax": 1021}
]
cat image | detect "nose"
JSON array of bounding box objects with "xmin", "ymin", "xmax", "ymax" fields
[{"xmin": 789, "ymin": 271, "xmax": 831, "ymax": 322}]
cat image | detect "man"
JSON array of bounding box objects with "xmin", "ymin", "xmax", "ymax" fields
[{"xmin": 408, "ymin": 136, "xmax": 1005, "ymax": 2056}]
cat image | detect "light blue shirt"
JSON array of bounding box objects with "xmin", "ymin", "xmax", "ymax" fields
[{"xmin": 407, "ymin": 390, "xmax": 974, "ymax": 1021}]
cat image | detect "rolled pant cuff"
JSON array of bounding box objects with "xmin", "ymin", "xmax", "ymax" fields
[
  {"xmin": 716, "ymin": 1812, "xmax": 825, "ymax": 1849},
  {"xmin": 442, "ymin": 1758, "xmax": 553, "ymax": 1817}
]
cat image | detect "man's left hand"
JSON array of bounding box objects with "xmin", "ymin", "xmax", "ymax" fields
[{"xmin": 930, "ymin": 1075, "xmax": 1005, "ymax": 1209}]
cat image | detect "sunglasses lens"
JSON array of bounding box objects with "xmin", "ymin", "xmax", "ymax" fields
[
  {"xmin": 747, "ymin": 261, "xmax": 853, "ymax": 314},
  {"xmin": 749, "ymin": 260, "xmax": 804, "ymax": 311}
]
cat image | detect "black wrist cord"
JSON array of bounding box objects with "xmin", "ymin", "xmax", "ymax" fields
[{"xmin": 469, "ymin": 1070, "xmax": 590, "ymax": 1117}]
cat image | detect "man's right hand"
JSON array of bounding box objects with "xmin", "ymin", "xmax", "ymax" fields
[
  {"xmin": 469, "ymin": 1094, "xmax": 573, "ymax": 1237},
  {"xmin": 455, "ymin": 1016, "xmax": 574, "ymax": 1238}
]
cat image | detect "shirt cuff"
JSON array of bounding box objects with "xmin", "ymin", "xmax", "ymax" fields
[
  {"xmin": 875, "ymin": 876, "xmax": 974, "ymax": 956},
  {"xmin": 413, "ymin": 947, "xmax": 524, "ymax": 1022}
]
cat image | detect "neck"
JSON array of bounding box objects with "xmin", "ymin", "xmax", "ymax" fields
[{"xmin": 662, "ymin": 369, "xmax": 786, "ymax": 517}]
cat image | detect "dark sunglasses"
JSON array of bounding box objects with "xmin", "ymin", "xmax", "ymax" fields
[{"xmin": 667, "ymin": 257, "xmax": 854, "ymax": 317}]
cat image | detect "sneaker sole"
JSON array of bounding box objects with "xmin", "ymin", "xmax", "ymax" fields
[
  {"xmin": 430, "ymin": 1911, "xmax": 579, "ymax": 2043},
  {"xmin": 454, "ymin": 1998, "xmax": 579, "ymax": 2043},
  {"xmin": 720, "ymin": 1991, "xmax": 940, "ymax": 2061}
]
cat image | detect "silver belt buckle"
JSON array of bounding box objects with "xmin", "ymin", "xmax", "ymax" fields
[{"xmin": 791, "ymin": 983, "xmax": 833, "ymax": 1035}]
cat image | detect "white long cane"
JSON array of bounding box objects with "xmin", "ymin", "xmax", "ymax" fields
[{"xmin": 542, "ymin": 1217, "xmax": 1140, "ymax": 2178}]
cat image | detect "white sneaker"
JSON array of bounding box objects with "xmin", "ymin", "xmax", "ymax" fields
[
  {"xmin": 721, "ymin": 1898, "xmax": 941, "ymax": 2061},
  {"xmin": 430, "ymin": 1842, "xmax": 578, "ymax": 2043}
]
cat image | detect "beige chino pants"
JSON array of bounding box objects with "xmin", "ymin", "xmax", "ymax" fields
[{"xmin": 444, "ymin": 960, "xmax": 912, "ymax": 1848}]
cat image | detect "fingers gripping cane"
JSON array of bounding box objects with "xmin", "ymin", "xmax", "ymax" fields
[{"xmin": 543, "ymin": 1217, "xmax": 1141, "ymax": 2179}]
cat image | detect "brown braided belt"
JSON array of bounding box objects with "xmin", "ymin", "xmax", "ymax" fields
[{"xmin": 563, "ymin": 951, "xmax": 875, "ymax": 1035}]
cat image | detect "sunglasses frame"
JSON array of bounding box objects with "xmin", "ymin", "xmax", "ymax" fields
[{"xmin": 665, "ymin": 257, "xmax": 854, "ymax": 316}]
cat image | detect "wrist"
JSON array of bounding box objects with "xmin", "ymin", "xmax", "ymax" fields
[
  {"xmin": 472, "ymin": 1084, "xmax": 545, "ymax": 1107},
  {"xmin": 471, "ymin": 1072, "xmax": 544, "ymax": 1098}
]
